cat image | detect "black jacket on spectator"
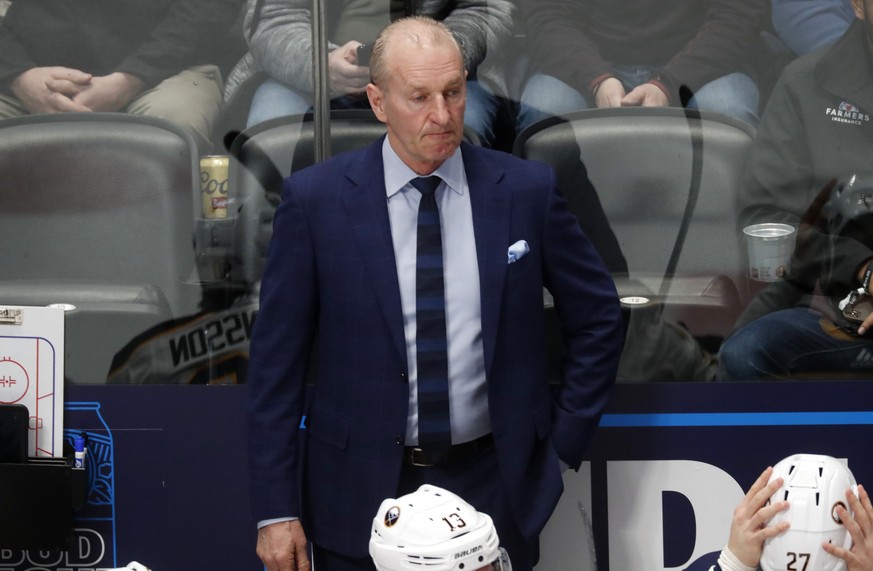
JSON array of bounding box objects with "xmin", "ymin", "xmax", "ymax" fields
[
  {"xmin": 733, "ymin": 20, "xmax": 873, "ymax": 330},
  {"xmin": 0, "ymin": 0, "xmax": 243, "ymax": 92},
  {"xmin": 521, "ymin": 0, "xmax": 767, "ymax": 102}
]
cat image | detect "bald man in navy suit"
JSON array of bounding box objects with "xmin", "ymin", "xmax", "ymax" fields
[{"xmin": 247, "ymin": 16, "xmax": 624, "ymax": 571}]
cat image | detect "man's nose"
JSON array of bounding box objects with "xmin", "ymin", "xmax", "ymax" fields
[{"xmin": 429, "ymin": 96, "xmax": 451, "ymax": 124}]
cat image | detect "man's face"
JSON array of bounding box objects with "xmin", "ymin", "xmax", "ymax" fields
[{"xmin": 367, "ymin": 39, "xmax": 466, "ymax": 175}]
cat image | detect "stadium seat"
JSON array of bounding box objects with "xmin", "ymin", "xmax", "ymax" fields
[
  {"xmin": 227, "ymin": 109, "xmax": 481, "ymax": 287},
  {"xmin": 0, "ymin": 113, "xmax": 201, "ymax": 383},
  {"xmin": 513, "ymin": 107, "xmax": 756, "ymax": 338}
]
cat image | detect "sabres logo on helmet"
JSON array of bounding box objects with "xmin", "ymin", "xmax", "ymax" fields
[{"xmin": 384, "ymin": 506, "xmax": 401, "ymax": 527}]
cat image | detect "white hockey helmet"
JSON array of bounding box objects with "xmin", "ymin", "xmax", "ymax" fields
[
  {"xmin": 369, "ymin": 484, "xmax": 511, "ymax": 571},
  {"xmin": 761, "ymin": 453, "xmax": 858, "ymax": 571}
]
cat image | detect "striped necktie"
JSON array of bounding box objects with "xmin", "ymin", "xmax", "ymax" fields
[{"xmin": 411, "ymin": 175, "xmax": 451, "ymax": 459}]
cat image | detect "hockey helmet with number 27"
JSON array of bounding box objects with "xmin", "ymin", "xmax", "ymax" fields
[{"xmin": 761, "ymin": 453, "xmax": 858, "ymax": 571}]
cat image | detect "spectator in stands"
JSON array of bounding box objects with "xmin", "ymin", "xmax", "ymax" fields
[
  {"xmin": 772, "ymin": 0, "xmax": 855, "ymax": 56},
  {"xmin": 515, "ymin": 0, "xmax": 766, "ymax": 133},
  {"xmin": 222, "ymin": 0, "xmax": 513, "ymax": 146},
  {"xmin": 0, "ymin": 0, "xmax": 244, "ymax": 151},
  {"xmin": 717, "ymin": 0, "xmax": 873, "ymax": 381}
]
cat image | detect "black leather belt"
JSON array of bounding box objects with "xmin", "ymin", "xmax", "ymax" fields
[{"xmin": 405, "ymin": 433, "xmax": 494, "ymax": 467}]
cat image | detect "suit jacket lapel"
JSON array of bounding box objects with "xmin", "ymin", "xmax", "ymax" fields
[
  {"xmin": 342, "ymin": 139, "xmax": 407, "ymax": 367},
  {"xmin": 339, "ymin": 141, "xmax": 512, "ymax": 376},
  {"xmin": 463, "ymin": 143, "xmax": 510, "ymax": 379}
]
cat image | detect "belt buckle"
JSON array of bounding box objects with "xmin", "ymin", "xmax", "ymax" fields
[{"xmin": 408, "ymin": 447, "xmax": 434, "ymax": 467}]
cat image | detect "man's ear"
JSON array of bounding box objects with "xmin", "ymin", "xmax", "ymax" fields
[
  {"xmin": 367, "ymin": 83, "xmax": 388, "ymax": 123},
  {"xmin": 852, "ymin": 0, "xmax": 865, "ymax": 20}
]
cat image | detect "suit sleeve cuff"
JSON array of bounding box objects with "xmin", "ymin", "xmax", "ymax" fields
[{"xmin": 258, "ymin": 516, "xmax": 299, "ymax": 529}]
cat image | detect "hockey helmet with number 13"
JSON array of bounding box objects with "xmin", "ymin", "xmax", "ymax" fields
[
  {"xmin": 369, "ymin": 484, "xmax": 512, "ymax": 571},
  {"xmin": 761, "ymin": 453, "xmax": 858, "ymax": 571}
]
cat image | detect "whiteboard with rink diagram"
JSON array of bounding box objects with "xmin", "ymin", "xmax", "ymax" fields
[{"xmin": 0, "ymin": 305, "xmax": 64, "ymax": 457}]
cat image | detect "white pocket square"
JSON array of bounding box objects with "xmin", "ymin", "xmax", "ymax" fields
[{"xmin": 507, "ymin": 240, "xmax": 530, "ymax": 264}]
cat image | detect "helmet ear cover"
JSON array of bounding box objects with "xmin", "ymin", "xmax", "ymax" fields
[
  {"xmin": 369, "ymin": 484, "xmax": 506, "ymax": 571},
  {"xmin": 761, "ymin": 454, "xmax": 858, "ymax": 571}
]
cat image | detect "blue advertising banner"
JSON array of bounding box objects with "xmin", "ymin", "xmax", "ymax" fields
[{"xmin": 1, "ymin": 381, "xmax": 869, "ymax": 571}]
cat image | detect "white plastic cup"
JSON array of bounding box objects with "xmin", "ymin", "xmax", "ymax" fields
[{"xmin": 743, "ymin": 223, "xmax": 797, "ymax": 282}]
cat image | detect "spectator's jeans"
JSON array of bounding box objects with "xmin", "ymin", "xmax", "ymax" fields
[
  {"xmin": 716, "ymin": 307, "xmax": 873, "ymax": 381},
  {"xmin": 516, "ymin": 66, "xmax": 760, "ymax": 133},
  {"xmin": 247, "ymin": 77, "xmax": 500, "ymax": 145}
]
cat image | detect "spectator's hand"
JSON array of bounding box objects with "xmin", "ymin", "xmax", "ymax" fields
[
  {"xmin": 857, "ymin": 293, "xmax": 873, "ymax": 336},
  {"xmin": 72, "ymin": 72, "xmax": 145, "ymax": 112},
  {"xmin": 593, "ymin": 77, "xmax": 625, "ymax": 108},
  {"xmin": 823, "ymin": 484, "xmax": 873, "ymax": 571},
  {"xmin": 329, "ymin": 41, "xmax": 371, "ymax": 97},
  {"xmin": 852, "ymin": 257, "xmax": 873, "ymax": 336},
  {"xmin": 10, "ymin": 67, "xmax": 93, "ymax": 113},
  {"xmin": 621, "ymin": 82, "xmax": 669, "ymax": 108},
  {"xmin": 257, "ymin": 520, "xmax": 310, "ymax": 571},
  {"xmin": 728, "ymin": 466, "xmax": 790, "ymax": 568}
]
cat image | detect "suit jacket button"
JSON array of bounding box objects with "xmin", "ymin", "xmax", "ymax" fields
[
  {"xmin": 400, "ymin": 373, "xmax": 408, "ymax": 382},
  {"xmin": 394, "ymin": 434, "xmax": 404, "ymax": 445}
]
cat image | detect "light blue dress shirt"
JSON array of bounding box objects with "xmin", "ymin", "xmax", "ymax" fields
[{"xmin": 381, "ymin": 138, "xmax": 491, "ymax": 446}]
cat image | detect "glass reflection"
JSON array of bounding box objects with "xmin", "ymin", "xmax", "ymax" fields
[{"xmin": 1, "ymin": 0, "xmax": 870, "ymax": 383}]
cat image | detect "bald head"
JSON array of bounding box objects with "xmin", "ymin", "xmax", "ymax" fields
[
  {"xmin": 364, "ymin": 15, "xmax": 467, "ymax": 174},
  {"xmin": 369, "ymin": 16, "xmax": 463, "ymax": 87}
]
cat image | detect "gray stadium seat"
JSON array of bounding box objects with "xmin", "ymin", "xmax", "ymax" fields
[
  {"xmin": 514, "ymin": 107, "xmax": 756, "ymax": 338},
  {"xmin": 0, "ymin": 113, "xmax": 201, "ymax": 383},
  {"xmin": 227, "ymin": 110, "xmax": 390, "ymax": 287},
  {"xmin": 227, "ymin": 109, "xmax": 482, "ymax": 287}
]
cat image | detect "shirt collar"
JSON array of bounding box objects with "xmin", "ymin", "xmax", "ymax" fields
[{"xmin": 382, "ymin": 137, "xmax": 465, "ymax": 199}]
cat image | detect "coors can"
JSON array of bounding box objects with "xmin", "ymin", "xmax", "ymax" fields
[{"xmin": 200, "ymin": 155, "xmax": 230, "ymax": 219}]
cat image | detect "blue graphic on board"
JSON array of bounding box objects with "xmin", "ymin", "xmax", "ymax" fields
[
  {"xmin": 0, "ymin": 401, "xmax": 116, "ymax": 571},
  {"xmin": 64, "ymin": 401, "xmax": 117, "ymax": 570}
]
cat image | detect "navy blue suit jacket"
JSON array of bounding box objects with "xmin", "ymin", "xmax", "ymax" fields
[{"xmin": 247, "ymin": 138, "xmax": 623, "ymax": 557}]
